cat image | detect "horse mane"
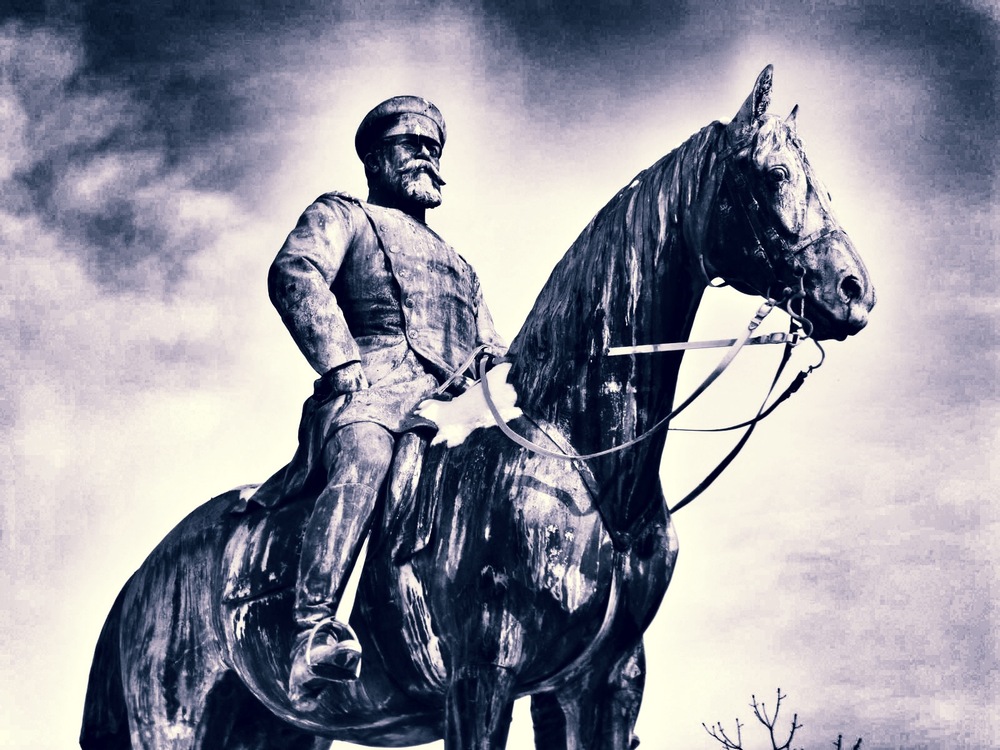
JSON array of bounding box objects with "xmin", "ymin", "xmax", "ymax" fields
[{"xmin": 508, "ymin": 121, "xmax": 729, "ymax": 423}]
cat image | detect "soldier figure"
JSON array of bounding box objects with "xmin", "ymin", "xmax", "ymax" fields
[{"xmin": 258, "ymin": 96, "xmax": 505, "ymax": 706}]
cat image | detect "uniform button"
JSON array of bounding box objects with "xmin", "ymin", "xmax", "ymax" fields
[
  {"xmin": 404, "ymin": 297, "xmax": 415, "ymax": 308},
  {"xmin": 387, "ymin": 245, "xmax": 397, "ymax": 253}
]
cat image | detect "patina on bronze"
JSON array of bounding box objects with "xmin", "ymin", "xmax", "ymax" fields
[{"xmin": 81, "ymin": 67, "xmax": 875, "ymax": 750}]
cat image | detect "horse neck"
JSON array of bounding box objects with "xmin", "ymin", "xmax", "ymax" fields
[{"xmin": 507, "ymin": 123, "xmax": 727, "ymax": 497}]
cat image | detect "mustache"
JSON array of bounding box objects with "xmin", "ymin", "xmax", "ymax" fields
[{"xmin": 399, "ymin": 159, "xmax": 446, "ymax": 187}]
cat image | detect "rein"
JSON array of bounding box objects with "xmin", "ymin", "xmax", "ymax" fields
[
  {"xmin": 473, "ymin": 134, "xmax": 830, "ymax": 514},
  {"xmin": 479, "ymin": 300, "xmax": 777, "ymax": 462},
  {"xmin": 478, "ymin": 300, "xmax": 823, "ymax": 513},
  {"xmin": 606, "ymin": 329, "xmax": 802, "ymax": 356},
  {"xmin": 480, "ymin": 290, "xmax": 816, "ymax": 447}
]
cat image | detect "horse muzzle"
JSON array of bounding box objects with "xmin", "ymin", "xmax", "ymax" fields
[
  {"xmin": 805, "ymin": 264, "xmax": 876, "ymax": 341},
  {"xmin": 789, "ymin": 228, "xmax": 875, "ymax": 341}
]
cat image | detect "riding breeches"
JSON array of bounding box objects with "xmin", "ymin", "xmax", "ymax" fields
[{"xmin": 293, "ymin": 421, "xmax": 395, "ymax": 627}]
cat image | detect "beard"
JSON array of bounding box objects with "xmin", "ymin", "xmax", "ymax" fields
[
  {"xmin": 399, "ymin": 168, "xmax": 443, "ymax": 207},
  {"xmin": 385, "ymin": 158, "xmax": 445, "ymax": 208}
]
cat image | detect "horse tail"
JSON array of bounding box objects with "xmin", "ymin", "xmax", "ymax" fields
[{"xmin": 80, "ymin": 578, "xmax": 132, "ymax": 750}]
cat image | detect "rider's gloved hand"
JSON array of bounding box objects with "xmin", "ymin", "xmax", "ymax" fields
[
  {"xmin": 436, "ymin": 346, "xmax": 508, "ymax": 400},
  {"xmin": 464, "ymin": 346, "xmax": 505, "ymax": 380},
  {"xmin": 314, "ymin": 361, "xmax": 369, "ymax": 403},
  {"xmin": 444, "ymin": 376, "xmax": 477, "ymax": 398}
]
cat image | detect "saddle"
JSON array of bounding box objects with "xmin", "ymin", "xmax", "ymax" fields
[
  {"xmin": 221, "ymin": 362, "xmax": 555, "ymax": 605},
  {"xmin": 220, "ymin": 430, "xmax": 433, "ymax": 606}
]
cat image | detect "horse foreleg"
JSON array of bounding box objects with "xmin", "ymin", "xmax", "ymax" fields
[
  {"xmin": 529, "ymin": 641, "xmax": 645, "ymax": 750},
  {"xmin": 444, "ymin": 664, "xmax": 518, "ymax": 750},
  {"xmin": 599, "ymin": 640, "xmax": 645, "ymax": 750}
]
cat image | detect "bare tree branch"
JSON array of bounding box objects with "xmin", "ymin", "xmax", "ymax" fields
[
  {"xmin": 749, "ymin": 688, "xmax": 801, "ymax": 750},
  {"xmin": 834, "ymin": 733, "xmax": 863, "ymax": 750},
  {"xmin": 703, "ymin": 718, "xmax": 744, "ymax": 749},
  {"xmin": 704, "ymin": 690, "xmax": 860, "ymax": 750}
]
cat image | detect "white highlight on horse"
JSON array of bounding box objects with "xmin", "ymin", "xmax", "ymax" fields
[{"xmin": 416, "ymin": 362, "xmax": 523, "ymax": 447}]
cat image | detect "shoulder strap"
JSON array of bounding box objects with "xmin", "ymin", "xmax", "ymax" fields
[
  {"xmin": 316, "ymin": 193, "xmax": 387, "ymax": 252},
  {"xmin": 315, "ymin": 190, "xmax": 363, "ymax": 206},
  {"xmin": 347, "ymin": 198, "xmax": 385, "ymax": 248}
]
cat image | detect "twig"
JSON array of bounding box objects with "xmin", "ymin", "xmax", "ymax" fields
[
  {"xmin": 750, "ymin": 688, "xmax": 801, "ymax": 750},
  {"xmin": 704, "ymin": 690, "xmax": 861, "ymax": 750},
  {"xmin": 834, "ymin": 734, "xmax": 863, "ymax": 750},
  {"xmin": 703, "ymin": 718, "xmax": 744, "ymax": 749}
]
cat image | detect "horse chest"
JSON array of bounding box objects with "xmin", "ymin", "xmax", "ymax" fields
[{"xmin": 378, "ymin": 427, "xmax": 675, "ymax": 685}]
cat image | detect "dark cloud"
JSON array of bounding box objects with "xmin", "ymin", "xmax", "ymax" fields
[
  {"xmin": 76, "ymin": 17, "xmax": 281, "ymax": 190},
  {"xmin": 5, "ymin": 0, "xmax": 302, "ymax": 186},
  {"xmin": 475, "ymin": 0, "xmax": 709, "ymax": 110},
  {"xmin": 480, "ymin": 0, "xmax": 690, "ymax": 55},
  {"xmin": 851, "ymin": 2, "xmax": 999, "ymax": 193},
  {"xmin": 5, "ymin": 0, "xmax": 995, "ymax": 294},
  {"xmin": 0, "ymin": 20, "xmax": 278, "ymax": 291},
  {"xmin": 479, "ymin": 0, "xmax": 998, "ymax": 189}
]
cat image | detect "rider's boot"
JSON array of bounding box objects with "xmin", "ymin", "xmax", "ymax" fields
[{"xmin": 287, "ymin": 482, "xmax": 377, "ymax": 707}]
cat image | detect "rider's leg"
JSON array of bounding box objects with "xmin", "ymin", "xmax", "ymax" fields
[{"xmin": 288, "ymin": 421, "xmax": 394, "ymax": 702}]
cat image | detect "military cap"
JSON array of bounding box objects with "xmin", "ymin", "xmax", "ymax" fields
[{"xmin": 354, "ymin": 96, "xmax": 447, "ymax": 160}]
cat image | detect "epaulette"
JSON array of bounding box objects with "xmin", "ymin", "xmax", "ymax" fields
[{"xmin": 315, "ymin": 191, "xmax": 364, "ymax": 207}]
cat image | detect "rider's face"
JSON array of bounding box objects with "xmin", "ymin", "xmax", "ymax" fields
[{"xmin": 375, "ymin": 134, "xmax": 445, "ymax": 209}]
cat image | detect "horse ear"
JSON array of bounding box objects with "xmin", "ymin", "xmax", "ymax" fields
[
  {"xmin": 730, "ymin": 64, "xmax": 774, "ymax": 139},
  {"xmin": 785, "ymin": 104, "xmax": 799, "ymax": 135}
]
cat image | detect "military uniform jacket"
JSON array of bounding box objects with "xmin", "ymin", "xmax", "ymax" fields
[
  {"xmin": 270, "ymin": 192, "xmax": 504, "ymax": 381},
  {"xmin": 254, "ymin": 192, "xmax": 505, "ymax": 507}
]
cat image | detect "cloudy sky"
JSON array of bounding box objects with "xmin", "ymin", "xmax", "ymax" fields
[{"xmin": 2, "ymin": 1, "xmax": 997, "ymax": 748}]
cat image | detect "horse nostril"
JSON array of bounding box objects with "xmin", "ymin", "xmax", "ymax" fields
[{"xmin": 840, "ymin": 275, "xmax": 863, "ymax": 302}]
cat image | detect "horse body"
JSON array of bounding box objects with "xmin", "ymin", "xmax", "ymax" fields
[
  {"xmin": 82, "ymin": 66, "xmax": 875, "ymax": 749},
  {"xmin": 98, "ymin": 414, "xmax": 671, "ymax": 748}
]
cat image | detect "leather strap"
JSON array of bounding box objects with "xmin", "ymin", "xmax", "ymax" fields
[
  {"xmin": 607, "ymin": 330, "xmax": 801, "ymax": 357},
  {"xmin": 479, "ymin": 299, "xmax": 778, "ymax": 462},
  {"xmin": 667, "ymin": 330, "xmax": 797, "ymax": 514}
]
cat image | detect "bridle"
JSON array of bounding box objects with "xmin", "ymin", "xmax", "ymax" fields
[
  {"xmin": 463, "ymin": 131, "xmax": 834, "ymax": 513},
  {"xmin": 712, "ymin": 133, "xmax": 846, "ymax": 299}
]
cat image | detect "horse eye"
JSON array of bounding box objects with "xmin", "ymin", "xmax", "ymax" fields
[{"xmin": 768, "ymin": 166, "xmax": 790, "ymax": 184}]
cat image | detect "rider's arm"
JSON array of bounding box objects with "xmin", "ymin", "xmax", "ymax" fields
[
  {"xmin": 268, "ymin": 198, "xmax": 365, "ymax": 381},
  {"xmin": 470, "ymin": 271, "xmax": 507, "ymax": 357}
]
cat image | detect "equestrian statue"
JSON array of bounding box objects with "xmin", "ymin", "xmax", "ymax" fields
[{"xmin": 81, "ymin": 66, "xmax": 876, "ymax": 750}]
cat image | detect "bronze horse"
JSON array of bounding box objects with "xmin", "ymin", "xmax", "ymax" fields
[{"xmin": 81, "ymin": 66, "xmax": 875, "ymax": 749}]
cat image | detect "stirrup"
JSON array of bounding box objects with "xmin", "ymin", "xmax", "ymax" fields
[
  {"xmin": 299, "ymin": 617, "xmax": 362, "ymax": 681},
  {"xmin": 288, "ymin": 617, "xmax": 362, "ymax": 708}
]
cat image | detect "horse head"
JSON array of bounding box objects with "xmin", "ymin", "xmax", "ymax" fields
[{"xmin": 705, "ymin": 65, "xmax": 876, "ymax": 341}]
